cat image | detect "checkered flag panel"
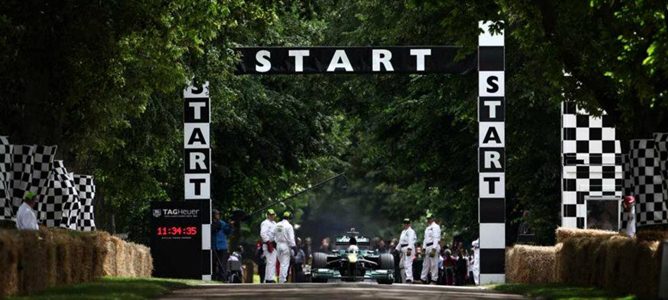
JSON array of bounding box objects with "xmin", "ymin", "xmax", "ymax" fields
[
  {"xmin": 37, "ymin": 160, "xmax": 71, "ymax": 227},
  {"xmin": 629, "ymin": 139, "xmax": 668, "ymax": 227},
  {"xmin": 11, "ymin": 145, "xmax": 35, "ymax": 217},
  {"xmin": 561, "ymin": 102, "xmax": 623, "ymax": 229},
  {"xmin": 29, "ymin": 145, "xmax": 57, "ymax": 195},
  {"xmin": 73, "ymin": 174, "xmax": 96, "ymax": 231},
  {"xmin": 0, "ymin": 136, "xmax": 13, "ymax": 220},
  {"xmin": 58, "ymin": 172, "xmax": 81, "ymax": 230},
  {"xmin": 654, "ymin": 133, "xmax": 668, "ymax": 206}
]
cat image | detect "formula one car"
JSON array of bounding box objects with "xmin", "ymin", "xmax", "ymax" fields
[{"xmin": 310, "ymin": 228, "xmax": 394, "ymax": 284}]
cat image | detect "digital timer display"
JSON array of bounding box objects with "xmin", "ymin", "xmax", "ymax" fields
[
  {"xmin": 151, "ymin": 200, "xmax": 209, "ymax": 279},
  {"xmin": 156, "ymin": 226, "xmax": 198, "ymax": 236}
]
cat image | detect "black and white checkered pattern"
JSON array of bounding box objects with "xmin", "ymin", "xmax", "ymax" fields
[
  {"xmin": 561, "ymin": 102, "xmax": 623, "ymax": 229},
  {"xmin": 73, "ymin": 174, "xmax": 96, "ymax": 231},
  {"xmin": 629, "ymin": 139, "xmax": 668, "ymax": 226},
  {"xmin": 59, "ymin": 172, "xmax": 81, "ymax": 230},
  {"xmin": 37, "ymin": 160, "xmax": 66, "ymax": 227},
  {"xmin": 654, "ymin": 133, "xmax": 668, "ymax": 206},
  {"xmin": 29, "ymin": 145, "xmax": 57, "ymax": 195},
  {"xmin": 0, "ymin": 136, "xmax": 12, "ymax": 220},
  {"xmin": 11, "ymin": 145, "xmax": 35, "ymax": 217}
]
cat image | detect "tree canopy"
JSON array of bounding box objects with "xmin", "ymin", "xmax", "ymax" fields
[{"xmin": 1, "ymin": 0, "xmax": 666, "ymax": 245}]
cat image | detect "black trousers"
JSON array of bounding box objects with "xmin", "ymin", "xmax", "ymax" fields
[{"xmin": 213, "ymin": 249, "xmax": 229, "ymax": 281}]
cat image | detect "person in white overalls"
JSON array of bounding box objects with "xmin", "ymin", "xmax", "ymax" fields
[
  {"xmin": 420, "ymin": 212, "xmax": 441, "ymax": 284},
  {"xmin": 622, "ymin": 195, "xmax": 636, "ymax": 237},
  {"xmin": 274, "ymin": 211, "xmax": 296, "ymax": 283},
  {"xmin": 395, "ymin": 218, "xmax": 417, "ymax": 283},
  {"xmin": 471, "ymin": 238, "xmax": 480, "ymax": 285},
  {"xmin": 260, "ymin": 209, "xmax": 277, "ymax": 283}
]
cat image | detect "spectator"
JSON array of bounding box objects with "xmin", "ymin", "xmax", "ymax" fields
[
  {"xmin": 455, "ymin": 249, "xmax": 468, "ymax": 286},
  {"xmin": 16, "ymin": 191, "xmax": 39, "ymax": 230},
  {"xmin": 442, "ymin": 249, "xmax": 456, "ymax": 285},
  {"xmin": 319, "ymin": 237, "xmax": 331, "ymax": 252},
  {"xmin": 212, "ymin": 209, "xmax": 233, "ymax": 281},
  {"xmin": 293, "ymin": 237, "xmax": 306, "ymax": 282}
]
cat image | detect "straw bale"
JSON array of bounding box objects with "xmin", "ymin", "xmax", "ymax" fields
[
  {"xmin": 0, "ymin": 230, "xmax": 20, "ymax": 297},
  {"xmin": 636, "ymin": 227, "xmax": 668, "ymax": 241},
  {"xmin": 52, "ymin": 231, "xmax": 74, "ymax": 285},
  {"xmin": 17, "ymin": 229, "xmax": 50, "ymax": 294},
  {"xmin": 506, "ymin": 245, "xmax": 556, "ymax": 284},
  {"xmin": 102, "ymin": 236, "xmax": 120, "ymax": 276},
  {"xmin": 556, "ymin": 232, "xmax": 661, "ymax": 298},
  {"xmin": 555, "ymin": 227, "xmax": 620, "ymax": 244}
]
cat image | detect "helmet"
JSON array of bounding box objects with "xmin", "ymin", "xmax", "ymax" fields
[{"xmin": 623, "ymin": 195, "xmax": 636, "ymax": 206}]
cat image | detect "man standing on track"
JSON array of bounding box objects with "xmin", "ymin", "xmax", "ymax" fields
[
  {"xmin": 260, "ymin": 209, "xmax": 278, "ymax": 283},
  {"xmin": 420, "ymin": 212, "xmax": 441, "ymax": 284},
  {"xmin": 396, "ymin": 218, "xmax": 417, "ymax": 283},
  {"xmin": 274, "ymin": 211, "xmax": 296, "ymax": 283}
]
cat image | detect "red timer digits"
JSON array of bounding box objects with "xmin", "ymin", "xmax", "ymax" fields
[{"xmin": 156, "ymin": 226, "xmax": 198, "ymax": 236}]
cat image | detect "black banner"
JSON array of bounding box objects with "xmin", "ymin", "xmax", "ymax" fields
[{"xmin": 235, "ymin": 46, "xmax": 475, "ymax": 74}]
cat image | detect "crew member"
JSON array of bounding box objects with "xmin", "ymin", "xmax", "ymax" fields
[
  {"xmin": 420, "ymin": 211, "xmax": 441, "ymax": 284},
  {"xmin": 622, "ymin": 195, "xmax": 636, "ymax": 237},
  {"xmin": 16, "ymin": 191, "xmax": 39, "ymax": 230},
  {"xmin": 260, "ymin": 208, "xmax": 277, "ymax": 283},
  {"xmin": 471, "ymin": 238, "xmax": 480, "ymax": 285},
  {"xmin": 274, "ymin": 211, "xmax": 296, "ymax": 283},
  {"xmin": 395, "ymin": 218, "xmax": 417, "ymax": 283}
]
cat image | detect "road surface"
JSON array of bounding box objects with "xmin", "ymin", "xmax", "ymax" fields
[{"xmin": 160, "ymin": 283, "xmax": 526, "ymax": 300}]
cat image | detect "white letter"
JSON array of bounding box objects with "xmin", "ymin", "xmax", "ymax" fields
[
  {"xmin": 188, "ymin": 102, "xmax": 206, "ymax": 120},
  {"xmin": 327, "ymin": 50, "xmax": 353, "ymax": 72},
  {"xmin": 410, "ymin": 49, "xmax": 431, "ymax": 71},
  {"xmin": 190, "ymin": 152, "xmax": 207, "ymax": 171},
  {"xmin": 372, "ymin": 49, "xmax": 393, "ymax": 72},
  {"xmin": 256, "ymin": 50, "xmax": 271, "ymax": 73},
  {"xmin": 484, "ymin": 151, "xmax": 501, "ymax": 169},
  {"xmin": 484, "ymin": 100, "xmax": 501, "ymax": 118},
  {"xmin": 289, "ymin": 50, "xmax": 310, "ymax": 72}
]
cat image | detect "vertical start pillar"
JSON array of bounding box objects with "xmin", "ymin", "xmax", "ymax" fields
[{"xmin": 478, "ymin": 21, "xmax": 506, "ymax": 284}]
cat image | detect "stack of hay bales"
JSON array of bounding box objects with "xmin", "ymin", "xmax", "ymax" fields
[
  {"xmin": 100, "ymin": 235, "xmax": 152, "ymax": 278},
  {"xmin": 506, "ymin": 245, "xmax": 558, "ymax": 284},
  {"xmin": 552, "ymin": 228, "xmax": 661, "ymax": 299},
  {"xmin": 0, "ymin": 228, "xmax": 153, "ymax": 297}
]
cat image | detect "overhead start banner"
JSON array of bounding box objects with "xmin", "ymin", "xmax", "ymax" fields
[{"xmin": 235, "ymin": 46, "xmax": 475, "ymax": 74}]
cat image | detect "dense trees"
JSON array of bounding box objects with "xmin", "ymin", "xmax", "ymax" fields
[{"xmin": 1, "ymin": 0, "xmax": 665, "ymax": 245}]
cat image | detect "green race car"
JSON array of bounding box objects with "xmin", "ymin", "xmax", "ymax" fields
[{"xmin": 311, "ymin": 229, "xmax": 395, "ymax": 284}]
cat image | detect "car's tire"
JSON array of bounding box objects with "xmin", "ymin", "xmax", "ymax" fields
[
  {"xmin": 312, "ymin": 252, "xmax": 328, "ymax": 269},
  {"xmin": 379, "ymin": 253, "xmax": 394, "ymax": 270},
  {"xmin": 377, "ymin": 279, "xmax": 393, "ymax": 285}
]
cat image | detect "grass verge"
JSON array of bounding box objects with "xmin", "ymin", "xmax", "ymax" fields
[
  {"xmin": 6, "ymin": 277, "xmax": 204, "ymax": 300},
  {"xmin": 493, "ymin": 283, "xmax": 637, "ymax": 300}
]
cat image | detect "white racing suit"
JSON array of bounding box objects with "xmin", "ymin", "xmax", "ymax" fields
[
  {"xmin": 420, "ymin": 222, "xmax": 441, "ymax": 283},
  {"xmin": 274, "ymin": 219, "xmax": 296, "ymax": 283},
  {"xmin": 395, "ymin": 227, "xmax": 417, "ymax": 282},
  {"xmin": 472, "ymin": 238, "xmax": 480, "ymax": 285},
  {"xmin": 260, "ymin": 219, "xmax": 277, "ymax": 282}
]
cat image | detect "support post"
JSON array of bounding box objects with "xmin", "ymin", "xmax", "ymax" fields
[{"xmin": 478, "ymin": 20, "xmax": 506, "ymax": 284}]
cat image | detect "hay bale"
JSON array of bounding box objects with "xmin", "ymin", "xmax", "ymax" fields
[
  {"xmin": 555, "ymin": 227, "xmax": 620, "ymax": 244},
  {"xmin": 556, "ymin": 232, "xmax": 661, "ymax": 298},
  {"xmin": 636, "ymin": 227, "xmax": 668, "ymax": 241},
  {"xmin": 17, "ymin": 229, "xmax": 50, "ymax": 294},
  {"xmin": 0, "ymin": 230, "xmax": 20, "ymax": 297},
  {"xmin": 506, "ymin": 245, "xmax": 556, "ymax": 284},
  {"xmin": 102, "ymin": 236, "xmax": 120, "ymax": 276},
  {"xmin": 53, "ymin": 231, "xmax": 74, "ymax": 285}
]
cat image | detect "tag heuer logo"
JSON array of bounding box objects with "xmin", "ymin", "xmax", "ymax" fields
[{"xmin": 153, "ymin": 209, "xmax": 162, "ymax": 218}]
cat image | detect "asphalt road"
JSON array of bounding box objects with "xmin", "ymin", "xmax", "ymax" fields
[{"xmin": 160, "ymin": 283, "xmax": 527, "ymax": 300}]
